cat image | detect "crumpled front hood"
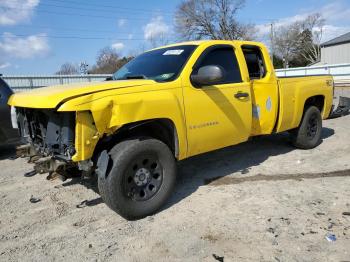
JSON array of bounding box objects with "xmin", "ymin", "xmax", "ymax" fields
[{"xmin": 8, "ymin": 79, "xmax": 155, "ymax": 109}]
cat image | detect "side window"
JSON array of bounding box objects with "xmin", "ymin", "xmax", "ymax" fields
[
  {"xmin": 242, "ymin": 46, "xmax": 266, "ymax": 79},
  {"xmin": 193, "ymin": 47, "xmax": 242, "ymax": 85}
]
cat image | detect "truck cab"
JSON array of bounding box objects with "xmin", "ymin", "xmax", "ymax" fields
[
  {"xmin": 180, "ymin": 40, "xmax": 332, "ymax": 156},
  {"xmin": 9, "ymin": 40, "xmax": 334, "ymax": 220}
]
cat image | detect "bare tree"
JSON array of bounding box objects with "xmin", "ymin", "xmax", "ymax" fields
[
  {"xmin": 148, "ymin": 33, "xmax": 171, "ymax": 48},
  {"xmin": 56, "ymin": 62, "xmax": 79, "ymax": 75},
  {"xmin": 274, "ymin": 23, "xmax": 301, "ymax": 68},
  {"xmin": 174, "ymin": 0, "xmax": 256, "ymax": 40},
  {"xmin": 298, "ymin": 13, "xmax": 325, "ymax": 64},
  {"xmin": 89, "ymin": 47, "xmax": 132, "ymax": 74},
  {"xmin": 274, "ymin": 13, "xmax": 325, "ymax": 67}
]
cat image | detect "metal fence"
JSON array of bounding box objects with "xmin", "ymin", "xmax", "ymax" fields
[
  {"xmin": 2, "ymin": 74, "xmax": 112, "ymax": 92},
  {"xmin": 3, "ymin": 63, "xmax": 350, "ymax": 92}
]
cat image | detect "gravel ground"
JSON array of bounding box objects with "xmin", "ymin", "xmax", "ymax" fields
[{"xmin": 0, "ymin": 114, "xmax": 350, "ymax": 262}]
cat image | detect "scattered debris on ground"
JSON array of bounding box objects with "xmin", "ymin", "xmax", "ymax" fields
[{"xmin": 0, "ymin": 115, "xmax": 350, "ymax": 261}]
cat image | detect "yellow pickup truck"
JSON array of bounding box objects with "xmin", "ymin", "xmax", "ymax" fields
[{"xmin": 9, "ymin": 40, "xmax": 333, "ymax": 219}]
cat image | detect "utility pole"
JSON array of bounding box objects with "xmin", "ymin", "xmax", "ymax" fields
[
  {"xmin": 270, "ymin": 22, "xmax": 275, "ymax": 65},
  {"xmin": 79, "ymin": 61, "xmax": 89, "ymax": 75}
]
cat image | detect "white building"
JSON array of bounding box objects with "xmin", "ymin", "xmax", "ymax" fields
[{"xmin": 320, "ymin": 32, "xmax": 350, "ymax": 65}]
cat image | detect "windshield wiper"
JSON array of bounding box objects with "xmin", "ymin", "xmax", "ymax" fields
[{"xmin": 125, "ymin": 74, "xmax": 148, "ymax": 80}]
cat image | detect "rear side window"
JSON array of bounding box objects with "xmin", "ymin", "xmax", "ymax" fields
[
  {"xmin": 242, "ymin": 46, "xmax": 266, "ymax": 79},
  {"xmin": 193, "ymin": 47, "xmax": 242, "ymax": 85}
]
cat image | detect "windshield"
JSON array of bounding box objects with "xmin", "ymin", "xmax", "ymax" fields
[{"xmin": 113, "ymin": 45, "xmax": 197, "ymax": 82}]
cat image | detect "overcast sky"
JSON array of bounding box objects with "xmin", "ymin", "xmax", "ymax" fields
[{"xmin": 0, "ymin": 0, "xmax": 349, "ymax": 74}]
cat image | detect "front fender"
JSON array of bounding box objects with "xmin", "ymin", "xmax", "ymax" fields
[{"xmin": 58, "ymin": 88, "xmax": 187, "ymax": 161}]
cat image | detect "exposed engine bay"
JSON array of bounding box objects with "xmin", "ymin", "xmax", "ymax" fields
[{"xmin": 16, "ymin": 108, "xmax": 76, "ymax": 161}]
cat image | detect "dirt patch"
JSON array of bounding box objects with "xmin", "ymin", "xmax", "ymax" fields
[
  {"xmin": 1, "ymin": 115, "xmax": 350, "ymax": 261},
  {"xmin": 201, "ymin": 233, "xmax": 219, "ymax": 243},
  {"xmin": 204, "ymin": 169, "xmax": 350, "ymax": 186}
]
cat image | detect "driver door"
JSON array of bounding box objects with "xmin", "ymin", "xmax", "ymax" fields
[{"xmin": 183, "ymin": 45, "xmax": 252, "ymax": 157}]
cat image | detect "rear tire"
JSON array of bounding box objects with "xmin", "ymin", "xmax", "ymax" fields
[
  {"xmin": 100, "ymin": 137, "xmax": 176, "ymax": 220},
  {"xmin": 290, "ymin": 106, "xmax": 322, "ymax": 149}
]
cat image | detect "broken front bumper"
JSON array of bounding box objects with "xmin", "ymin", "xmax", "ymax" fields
[
  {"xmin": 16, "ymin": 108, "xmax": 76, "ymax": 159},
  {"xmin": 15, "ymin": 109, "xmax": 102, "ymax": 177},
  {"xmin": 16, "ymin": 144, "xmax": 80, "ymax": 180}
]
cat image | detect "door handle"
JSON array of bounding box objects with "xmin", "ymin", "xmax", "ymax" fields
[{"xmin": 234, "ymin": 92, "xmax": 249, "ymax": 99}]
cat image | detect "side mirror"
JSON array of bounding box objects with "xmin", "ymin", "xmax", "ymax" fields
[{"xmin": 190, "ymin": 65, "xmax": 224, "ymax": 86}]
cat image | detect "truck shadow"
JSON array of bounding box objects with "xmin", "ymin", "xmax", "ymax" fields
[
  {"xmin": 162, "ymin": 127, "xmax": 335, "ymax": 212},
  {"xmin": 0, "ymin": 142, "xmax": 21, "ymax": 161},
  {"xmin": 46, "ymin": 127, "xmax": 335, "ymax": 211}
]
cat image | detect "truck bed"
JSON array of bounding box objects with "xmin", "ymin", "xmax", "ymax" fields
[{"xmin": 275, "ymin": 75, "xmax": 334, "ymax": 133}]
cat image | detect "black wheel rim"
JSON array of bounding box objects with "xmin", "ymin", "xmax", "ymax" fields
[
  {"xmin": 122, "ymin": 154, "xmax": 163, "ymax": 202},
  {"xmin": 306, "ymin": 113, "xmax": 318, "ymax": 138}
]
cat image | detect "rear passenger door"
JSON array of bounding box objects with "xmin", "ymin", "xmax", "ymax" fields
[
  {"xmin": 242, "ymin": 45, "xmax": 279, "ymax": 135},
  {"xmin": 183, "ymin": 44, "xmax": 252, "ymax": 157}
]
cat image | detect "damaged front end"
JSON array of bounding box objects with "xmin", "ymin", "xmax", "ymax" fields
[{"xmin": 16, "ymin": 108, "xmax": 79, "ymax": 180}]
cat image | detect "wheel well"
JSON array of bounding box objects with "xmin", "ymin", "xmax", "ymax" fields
[
  {"xmin": 304, "ymin": 95, "xmax": 324, "ymax": 113},
  {"xmin": 95, "ymin": 119, "xmax": 179, "ymax": 160}
]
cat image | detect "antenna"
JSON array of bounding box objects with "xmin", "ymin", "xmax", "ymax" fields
[{"xmin": 270, "ymin": 22, "xmax": 275, "ymax": 65}]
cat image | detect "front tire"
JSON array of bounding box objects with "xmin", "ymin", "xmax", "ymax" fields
[
  {"xmin": 290, "ymin": 106, "xmax": 322, "ymax": 149},
  {"xmin": 100, "ymin": 137, "xmax": 176, "ymax": 220}
]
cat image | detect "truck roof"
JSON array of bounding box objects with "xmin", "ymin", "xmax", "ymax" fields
[{"xmin": 151, "ymin": 40, "xmax": 264, "ymax": 51}]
